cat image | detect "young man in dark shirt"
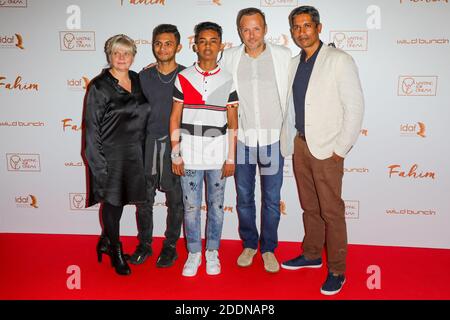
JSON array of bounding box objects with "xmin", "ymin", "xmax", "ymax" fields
[{"xmin": 129, "ymin": 24, "xmax": 186, "ymax": 268}]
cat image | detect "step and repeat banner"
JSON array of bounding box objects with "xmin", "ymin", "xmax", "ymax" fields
[{"xmin": 1, "ymin": 0, "xmax": 449, "ymax": 249}]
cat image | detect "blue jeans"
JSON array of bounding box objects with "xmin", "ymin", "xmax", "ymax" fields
[
  {"xmin": 235, "ymin": 141, "xmax": 284, "ymax": 253},
  {"xmin": 180, "ymin": 169, "xmax": 226, "ymax": 253}
]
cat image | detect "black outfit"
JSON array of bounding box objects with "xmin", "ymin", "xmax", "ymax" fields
[
  {"xmin": 134, "ymin": 65, "xmax": 185, "ymax": 254},
  {"xmin": 84, "ymin": 68, "xmax": 151, "ymax": 245}
]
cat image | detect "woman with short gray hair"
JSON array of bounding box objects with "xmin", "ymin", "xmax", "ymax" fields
[{"xmin": 83, "ymin": 34, "xmax": 150, "ymax": 276}]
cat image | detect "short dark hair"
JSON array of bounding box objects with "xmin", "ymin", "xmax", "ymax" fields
[
  {"xmin": 152, "ymin": 24, "xmax": 181, "ymax": 45},
  {"xmin": 194, "ymin": 21, "xmax": 222, "ymax": 43},
  {"xmin": 236, "ymin": 7, "xmax": 267, "ymax": 29},
  {"xmin": 289, "ymin": 6, "xmax": 320, "ymax": 28}
]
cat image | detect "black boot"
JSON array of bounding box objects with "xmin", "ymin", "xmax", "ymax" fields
[
  {"xmin": 109, "ymin": 242, "xmax": 131, "ymax": 276},
  {"xmin": 156, "ymin": 244, "xmax": 178, "ymax": 268},
  {"xmin": 96, "ymin": 234, "xmax": 110, "ymax": 263},
  {"xmin": 129, "ymin": 242, "xmax": 152, "ymax": 265}
]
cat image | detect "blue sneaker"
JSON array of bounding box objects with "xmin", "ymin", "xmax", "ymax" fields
[
  {"xmin": 281, "ymin": 254, "xmax": 322, "ymax": 270},
  {"xmin": 320, "ymin": 273, "xmax": 346, "ymax": 296}
]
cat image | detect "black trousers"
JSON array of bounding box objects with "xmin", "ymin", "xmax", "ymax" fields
[
  {"xmin": 135, "ymin": 178, "xmax": 184, "ymax": 249},
  {"xmin": 101, "ymin": 203, "xmax": 124, "ymax": 245}
]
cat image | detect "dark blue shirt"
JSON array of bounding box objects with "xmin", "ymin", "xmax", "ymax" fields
[
  {"xmin": 293, "ymin": 41, "xmax": 323, "ymax": 134},
  {"xmin": 139, "ymin": 64, "xmax": 185, "ymax": 137}
]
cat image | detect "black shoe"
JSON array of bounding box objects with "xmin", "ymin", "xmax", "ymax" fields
[
  {"xmin": 320, "ymin": 273, "xmax": 346, "ymax": 296},
  {"xmin": 129, "ymin": 243, "xmax": 152, "ymax": 265},
  {"xmin": 281, "ymin": 254, "xmax": 322, "ymax": 270},
  {"xmin": 156, "ymin": 245, "xmax": 178, "ymax": 268},
  {"xmin": 109, "ymin": 242, "xmax": 131, "ymax": 276},
  {"xmin": 96, "ymin": 235, "xmax": 110, "ymax": 263}
]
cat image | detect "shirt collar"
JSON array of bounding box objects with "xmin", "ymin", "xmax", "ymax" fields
[
  {"xmin": 300, "ymin": 40, "xmax": 323, "ymax": 63},
  {"xmin": 194, "ymin": 62, "xmax": 220, "ymax": 77},
  {"xmin": 243, "ymin": 42, "xmax": 269, "ymax": 59}
]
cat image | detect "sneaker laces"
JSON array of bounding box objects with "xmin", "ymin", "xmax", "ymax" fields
[
  {"xmin": 185, "ymin": 253, "xmax": 200, "ymax": 267},
  {"xmin": 206, "ymin": 250, "xmax": 219, "ymax": 263}
]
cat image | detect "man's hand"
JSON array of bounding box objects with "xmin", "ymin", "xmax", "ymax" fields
[
  {"xmin": 171, "ymin": 157, "xmax": 185, "ymax": 176},
  {"xmin": 221, "ymin": 161, "xmax": 235, "ymax": 179}
]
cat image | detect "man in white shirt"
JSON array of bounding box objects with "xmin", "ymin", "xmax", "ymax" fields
[{"xmin": 221, "ymin": 7, "xmax": 291, "ymax": 273}]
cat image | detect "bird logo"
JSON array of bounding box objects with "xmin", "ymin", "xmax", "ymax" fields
[
  {"xmin": 15, "ymin": 34, "xmax": 24, "ymax": 50},
  {"xmin": 82, "ymin": 76, "xmax": 90, "ymax": 90},
  {"xmin": 29, "ymin": 195, "xmax": 38, "ymax": 208},
  {"xmin": 417, "ymin": 122, "xmax": 426, "ymax": 138},
  {"xmin": 280, "ymin": 200, "xmax": 287, "ymax": 215},
  {"xmin": 212, "ymin": 0, "xmax": 222, "ymax": 5}
]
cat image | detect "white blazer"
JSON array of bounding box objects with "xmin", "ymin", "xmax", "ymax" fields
[
  {"xmin": 280, "ymin": 45, "xmax": 364, "ymax": 159},
  {"xmin": 221, "ymin": 43, "xmax": 292, "ymax": 143}
]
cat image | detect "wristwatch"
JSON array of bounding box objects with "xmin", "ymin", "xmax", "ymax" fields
[{"xmin": 170, "ymin": 152, "xmax": 181, "ymax": 160}]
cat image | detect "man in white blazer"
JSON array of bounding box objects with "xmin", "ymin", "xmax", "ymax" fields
[
  {"xmin": 221, "ymin": 7, "xmax": 292, "ymax": 273},
  {"xmin": 280, "ymin": 6, "xmax": 364, "ymax": 295}
]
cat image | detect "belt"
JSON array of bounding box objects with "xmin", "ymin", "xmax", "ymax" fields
[{"xmin": 297, "ymin": 131, "xmax": 306, "ymax": 141}]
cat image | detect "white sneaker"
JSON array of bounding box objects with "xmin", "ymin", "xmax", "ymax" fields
[
  {"xmin": 205, "ymin": 250, "xmax": 221, "ymax": 275},
  {"xmin": 182, "ymin": 252, "xmax": 201, "ymax": 277}
]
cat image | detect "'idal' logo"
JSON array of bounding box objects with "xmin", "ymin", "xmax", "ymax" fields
[
  {"xmin": 400, "ymin": 122, "xmax": 426, "ymax": 138},
  {"xmin": 0, "ymin": 34, "xmax": 24, "ymax": 49},
  {"xmin": 15, "ymin": 195, "xmax": 38, "ymax": 208},
  {"xmin": 67, "ymin": 77, "xmax": 90, "ymax": 90}
]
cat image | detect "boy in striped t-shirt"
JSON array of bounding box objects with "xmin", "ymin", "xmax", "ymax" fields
[{"xmin": 170, "ymin": 21, "xmax": 238, "ymax": 277}]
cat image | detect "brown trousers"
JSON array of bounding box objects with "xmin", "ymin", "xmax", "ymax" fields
[{"xmin": 293, "ymin": 134, "xmax": 347, "ymax": 275}]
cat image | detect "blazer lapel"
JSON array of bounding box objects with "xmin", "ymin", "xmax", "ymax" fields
[{"xmin": 306, "ymin": 44, "xmax": 329, "ymax": 99}]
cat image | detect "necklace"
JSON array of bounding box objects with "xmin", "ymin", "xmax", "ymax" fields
[{"xmin": 156, "ymin": 64, "xmax": 179, "ymax": 84}]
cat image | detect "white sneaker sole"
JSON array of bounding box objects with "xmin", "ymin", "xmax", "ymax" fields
[
  {"xmin": 320, "ymin": 279, "xmax": 346, "ymax": 296},
  {"xmin": 281, "ymin": 263, "xmax": 323, "ymax": 270},
  {"xmin": 206, "ymin": 268, "xmax": 221, "ymax": 275},
  {"xmin": 182, "ymin": 261, "xmax": 201, "ymax": 277}
]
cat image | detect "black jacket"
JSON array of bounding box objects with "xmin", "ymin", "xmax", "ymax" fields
[{"xmin": 83, "ymin": 69, "xmax": 151, "ymax": 207}]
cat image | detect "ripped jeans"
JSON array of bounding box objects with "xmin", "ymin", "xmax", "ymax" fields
[{"xmin": 180, "ymin": 169, "xmax": 226, "ymax": 253}]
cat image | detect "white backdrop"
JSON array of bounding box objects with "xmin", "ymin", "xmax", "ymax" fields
[{"xmin": 1, "ymin": 0, "xmax": 449, "ymax": 249}]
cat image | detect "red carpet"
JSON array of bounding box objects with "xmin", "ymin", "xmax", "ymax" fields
[{"xmin": 0, "ymin": 233, "xmax": 449, "ymax": 300}]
